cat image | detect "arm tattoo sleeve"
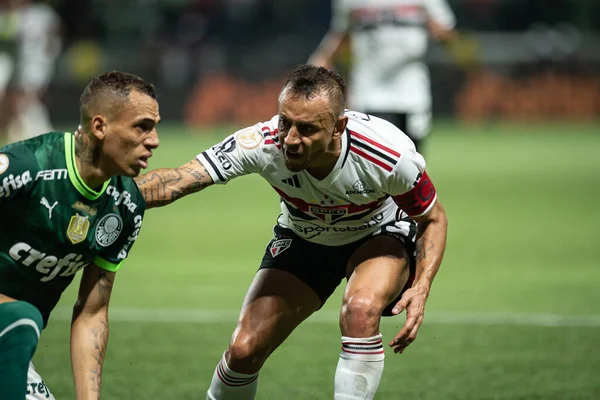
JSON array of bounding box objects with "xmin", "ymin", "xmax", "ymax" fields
[
  {"xmin": 135, "ymin": 160, "xmax": 213, "ymax": 208},
  {"xmin": 415, "ymin": 237, "xmax": 435, "ymax": 265},
  {"xmin": 87, "ymin": 269, "xmax": 113, "ymax": 394}
]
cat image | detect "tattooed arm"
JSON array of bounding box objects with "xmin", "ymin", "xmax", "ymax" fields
[
  {"xmin": 411, "ymin": 200, "xmax": 448, "ymax": 290},
  {"xmin": 135, "ymin": 159, "xmax": 215, "ymax": 209},
  {"xmin": 70, "ymin": 265, "xmax": 116, "ymax": 400},
  {"xmin": 389, "ymin": 200, "xmax": 448, "ymax": 354}
]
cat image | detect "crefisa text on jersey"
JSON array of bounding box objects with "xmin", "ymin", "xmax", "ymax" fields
[
  {"xmin": 8, "ymin": 242, "xmax": 89, "ymax": 282},
  {"xmin": 117, "ymin": 215, "xmax": 143, "ymax": 260},
  {"xmin": 106, "ymin": 186, "xmax": 137, "ymax": 213},
  {"xmin": 0, "ymin": 171, "xmax": 33, "ymax": 198}
]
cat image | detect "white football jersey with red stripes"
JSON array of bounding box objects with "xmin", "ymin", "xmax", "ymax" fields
[
  {"xmin": 197, "ymin": 110, "xmax": 437, "ymax": 246},
  {"xmin": 331, "ymin": 0, "xmax": 455, "ymax": 112}
]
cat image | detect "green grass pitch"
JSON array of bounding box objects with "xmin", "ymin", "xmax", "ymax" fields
[{"xmin": 34, "ymin": 121, "xmax": 600, "ymax": 399}]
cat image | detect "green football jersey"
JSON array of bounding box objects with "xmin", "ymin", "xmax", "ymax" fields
[{"xmin": 0, "ymin": 132, "xmax": 146, "ymax": 326}]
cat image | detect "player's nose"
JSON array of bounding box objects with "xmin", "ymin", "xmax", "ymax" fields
[
  {"xmin": 285, "ymin": 126, "xmax": 301, "ymax": 146},
  {"xmin": 145, "ymin": 128, "xmax": 160, "ymax": 149}
]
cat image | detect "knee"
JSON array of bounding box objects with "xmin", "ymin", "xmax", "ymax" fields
[
  {"xmin": 226, "ymin": 330, "xmax": 268, "ymax": 373},
  {"xmin": 2, "ymin": 301, "xmax": 43, "ymax": 331},
  {"xmin": 0, "ymin": 301, "xmax": 43, "ymax": 353},
  {"xmin": 340, "ymin": 292, "xmax": 384, "ymax": 336}
]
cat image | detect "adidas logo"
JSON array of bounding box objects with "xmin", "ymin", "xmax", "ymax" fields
[{"xmin": 281, "ymin": 175, "xmax": 301, "ymax": 188}]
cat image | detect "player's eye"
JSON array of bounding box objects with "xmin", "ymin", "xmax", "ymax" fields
[
  {"xmin": 136, "ymin": 123, "xmax": 153, "ymax": 132},
  {"xmin": 298, "ymin": 124, "xmax": 316, "ymax": 135},
  {"xmin": 279, "ymin": 119, "xmax": 291, "ymax": 131}
]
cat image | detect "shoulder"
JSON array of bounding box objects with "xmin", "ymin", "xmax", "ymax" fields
[
  {"xmin": 228, "ymin": 115, "xmax": 282, "ymax": 161},
  {"xmin": 0, "ymin": 134, "xmax": 62, "ymax": 200},
  {"xmin": 247, "ymin": 115, "xmax": 280, "ymax": 150},
  {"xmin": 106, "ymin": 175, "xmax": 146, "ymax": 217},
  {"xmin": 344, "ymin": 111, "xmax": 427, "ymax": 194},
  {"xmin": 345, "ymin": 110, "xmax": 414, "ymax": 173},
  {"xmin": 0, "ymin": 133, "xmax": 63, "ymax": 175}
]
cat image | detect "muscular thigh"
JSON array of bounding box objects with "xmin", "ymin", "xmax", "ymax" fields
[
  {"xmin": 345, "ymin": 234, "xmax": 414, "ymax": 316},
  {"xmin": 258, "ymin": 225, "xmax": 352, "ymax": 306},
  {"xmin": 231, "ymin": 226, "xmax": 359, "ymax": 364}
]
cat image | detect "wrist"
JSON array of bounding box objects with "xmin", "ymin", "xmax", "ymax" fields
[{"xmin": 413, "ymin": 279, "xmax": 432, "ymax": 296}]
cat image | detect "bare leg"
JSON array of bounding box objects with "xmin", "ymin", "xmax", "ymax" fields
[
  {"xmin": 207, "ymin": 268, "xmax": 321, "ymax": 400},
  {"xmin": 334, "ymin": 235, "xmax": 411, "ymax": 400}
]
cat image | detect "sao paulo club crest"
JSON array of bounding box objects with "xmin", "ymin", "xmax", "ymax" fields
[{"xmin": 270, "ymin": 238, "xmax": 292, "ymax": 257}]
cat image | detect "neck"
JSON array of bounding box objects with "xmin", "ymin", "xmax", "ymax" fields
[
  {"xmin": 75, "ymin": 131, "xmax": 108, "ymax": 190},
  {"xmin": 306, "ymin": 136, "xmax": 342, "ymax": 181}
]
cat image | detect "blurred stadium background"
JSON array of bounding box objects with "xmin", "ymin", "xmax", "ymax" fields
[{"xmin": 2, "ymin": 0, "xmax": 600, "ymax": 398}]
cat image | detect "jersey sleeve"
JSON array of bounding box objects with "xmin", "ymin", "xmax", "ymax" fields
[
  {"xmin": 330, "ymin": 0, "xmax": 350, "ymax": 33},
  {"xmin": 387, "ymin": 149, "xmax": 437, "ymax": 218},
  {"xmin": 424, "ymin": 0, "xmax": 456, "ymax": 30},
  {"xmin": 0, "ymin": 145, "xmax": 37, "ymax": 206},
  {"xmin": 197, "ymin": 118, "xmax": 279, "ymax": 185},
  {"xmin": 94, "ymin": 198, "xmax": 146, "ymax": 273}
]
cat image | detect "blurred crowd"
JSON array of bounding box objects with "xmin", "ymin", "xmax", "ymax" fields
[
  {"xmin": 1, "ymin": 0, "xmax": 599, "ymax": 130},
  {"xmin": 49, "ymin": 0, "xmax": 600, "ymax": 44}
]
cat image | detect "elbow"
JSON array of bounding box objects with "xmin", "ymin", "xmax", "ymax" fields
[
  {"xmin": 72, "ymin": 303, "xmax": 109, "ymax": 325},
  {"xmin": 438, "ymin": 202, "xmax": 448, "ymax": 228},
  {"xmin": 434, "ymin": 202, "xmax": 449, "ymax": 236}
]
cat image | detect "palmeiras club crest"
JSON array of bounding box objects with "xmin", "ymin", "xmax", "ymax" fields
[
  {"xmin": 95, "ymin": 213, "xmax": 123, "ymax": 247},
  {"xmin": 270, "ymin": 238, "xmax": 292, "ymax": 257}
]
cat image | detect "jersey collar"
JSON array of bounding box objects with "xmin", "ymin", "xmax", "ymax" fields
[{"xmin": 64, "ymin": 132, "xmax": 110, "ymax": 200}]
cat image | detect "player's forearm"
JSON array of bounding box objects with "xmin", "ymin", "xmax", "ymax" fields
[
  {"xmin": 135, "ymin": 166, "xmax": 211, "ymax": 209},
  {"xmin": 135, "ymin": 168, "xmax": 188, "ymax": 208},
  {"xmin": 308, "ymin": 31, "xmax": 348, "ymax": 67},
  {"xmin": 70, "ymin": 309, "xmax": 109, "ymax": 400},
  {"xmin": 412, "ymin": 202, "xmax": 448, "ymax": 292}
]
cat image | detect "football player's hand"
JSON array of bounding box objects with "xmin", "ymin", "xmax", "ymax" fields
[{"xmin": 389, "ymin": 284, "xmax": 429, "ymax": 354}]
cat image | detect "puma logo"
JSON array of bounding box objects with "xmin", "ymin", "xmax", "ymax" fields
[{"xmin": 40, "ymin": 197, "xmax": 58, "ymax": 219}]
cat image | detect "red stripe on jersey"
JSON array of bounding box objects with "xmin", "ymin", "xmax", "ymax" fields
[
  {"xmin": 262, "ymin": 126, "xmax": 279, "ymax": 135},
  {"xmin": 262, "ymin": 127, "xmax": 280, "ymax": 148},
  {"xmin": 272, "ymin": 186, "xmax": 386, "ymax": 214},
  {"xmin": 349, "ymin": 130, "xmax": 401, "ymax": 158},
  {"xmin": 392, "ymin": 171, "xmax": 436, "ymax": 217},
  {"xmin": 350, "ymin": 146, "xmax": 393, "ymax": 172}
]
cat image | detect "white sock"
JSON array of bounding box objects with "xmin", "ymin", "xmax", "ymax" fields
[
  {"xmin": 334, "ymin": 334, "xmax": 385, "ymax": 400},
  {"xmin": 206, "ymin": 355, "xmax": 259, "ymax": 400}
]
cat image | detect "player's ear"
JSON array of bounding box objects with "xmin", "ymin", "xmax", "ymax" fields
[
  {"xmin": 333, "ymin": 116, "xmax": 348, "ymax": 138},
  {"xmin": 90, "ymin": 115, "xmax": 107, "ymax": 140}
]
